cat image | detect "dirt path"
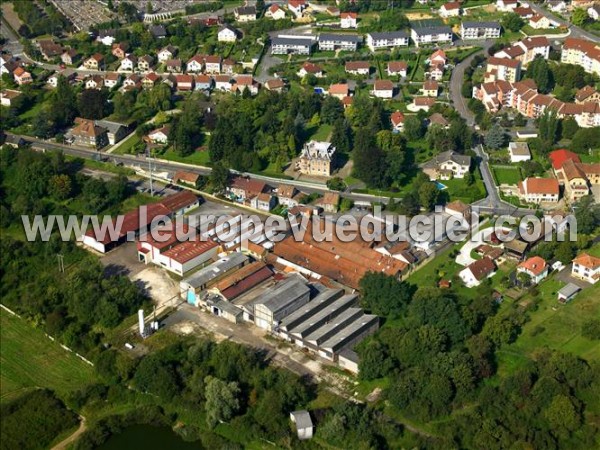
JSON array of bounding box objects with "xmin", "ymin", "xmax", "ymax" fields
[{"xmin": 52, "ymin": 416, "xmax": 86, "ymax": 450}]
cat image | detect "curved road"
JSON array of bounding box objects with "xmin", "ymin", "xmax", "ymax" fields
[{"xmin": 448, "ymin": 41, "xmax": 535, "ymax": 216}]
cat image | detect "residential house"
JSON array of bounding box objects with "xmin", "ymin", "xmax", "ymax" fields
[
  {"xmin": 557, "ymin": 283, "xmax": 581, "ymax": 303},
  {"xmin": 514, "ymin": 6, "xmax": 535, "ymax": 18},
  {"xmin": 85, "ymin": 75, "xmax": 104, "ymax": 90},
  {"xmin": 429, "ymin": 49, "xmax": 447, "ymax": 66},
  {"xmin": 411, "ymin": 25, "xmax": 453, "ymax": 47},
  {"xmin": 299, "ymin": 141, "xmax": 336, "ymax": 176},
  {"xmin": 123, "ymin": 73, "xmax": 141, "ymax": 90},
  {"xmin": 271, "ymin": 36, "xmax": 315, "ymax": 55},
  {"xmin": 390, "ymin": 111, "xmax": 405, "ymax": 132},
  {"xmin": 460, "ymin": 21, "xmax": 501, "ymax": 39},
  {"xmin": 142, "ymin": 72, "xmax": 160, "ymax": 89},
  {"xmin": 95, "ymin": 120, "xmax": 128, "ymax": 145},
  {"xmin": 459, "ymin": 257, "xmax": 496, "ymax": 287},
  {"xmin": 234, "ymin": 5, "xmax": 257, "ymax": 22},
  {"xmin": 277, "ymin": 184, "xmax": 302, "ymax": 207},
  {"xmin": 173, "ymin": 171, "xmax": 199, "ymax": 186},
  {"xmin": 561, "ymin": 38, "xmax": 600, "ymax": 76},
  {"xmin": 485, "ymin": 57, "xmax": 521, "ymax": 83},
  {"xmin": 120, "ymin": 54, "xmax": 137, "ymax": 71},
  {"xmin": 290, "ymin": 411, "xmax": 313, "ymax": 440},
  {"xmin": 316, "ymin": 192, "xmax": 340, "ymax": 213},
  {"xmin": 517, "ymin": 256, "xmax": 549, "ymax": 284},
  {"xmin": 13, "ymin": 67, "xmax": 32, "ymax": 85},
  {"xmin": 508, "ymin": 142, "xmax": 531, "ymax": 162},
  {"xmin": 97, "ymin": 29, "xmax": 116, "ymax": 46},
  {"xmin": 111, "ymin": 42, "xmax": 129, "ymax": 59},
  {"xmin": 371, "ymin": 80, "xmax": 394, "ymax": 99},
  {"xmin": 266, "ymin": 4, "xmax": 286, "ymax": 20},
  {"xmin": 329, "ymin": 83, "xmax": 350, "ymax": 100},
  {"xmin": 288, "ymin": 0, "xmax": 307, "ymax": 18},
  {"xmin": 186, "ymin": 55, "xmax": 205, "ymax": 73},
  {"xmin": 366, "ymin": 31, "xmax": 409, "ymax": 51},
  {"xmin": 445, "ymin": 200, "xmax": 472, "ymax": 222},
  {"xmin": 166, "ymin": 59, "xmax": 182, "ymax": 73},
  {"xmin": 194, "ymin": 75, "xmax": 213, "ymax": 91},
  {"xmin": 175, "ymin": 74, "xmax": 194, "ymax": 91},
  {"xmin": 571, "ymin": 253, "xmax": 600, "ymax": 284},
  {"xmin": 345, "ymin": 61, "xmax": 370, "ymax": 75},
  {"xmin": 205, "ymin": 55, "xmax": 222, "ymax": 73},
  {"xmin": 146, "ymin": 126, "xmax": 170, "ymax": 144},
  {"xmin": 422, "ymin": 150, "xmax": 471, "ymax": 180},
  {"xmin": 297, "ymin": 62, "xmax": 323, "ymax": 78},
  {"xmin": 265, "ymin": 78, "xmax": 285, "ymax": 92},
  {"xmin": 38, "ymin": 40, "xmax": 63, "ymax": 60},
  {"xmin": 318, "ymin": 33, "xmax": 360, "ymax": 51},
  {"xmin": 84, "ymin": 53, "xmax": 104, "ymax": 70},
  {"xmin": 71, "ymin": 118, "xmax": 108, "ymax": 148},
  {"xmin": 428, "ymin": 63, "xmax": 445, "ymax": 81},
  {"xmin": 233, "ymin": 75, "xmax": 258, "ymax": 95},
  {"xmin": 158, "ymin": 45, "xmax": 177, "ymax": 63},
  {"xmin": 61, "ymin": 48, "xmax": 79, "ymax": 66},
  {"xmin": 214, "ymin": 75, "xmax": 232, "ymax": 91},
  {"xmin": 575, "ymin": 85, "xmax": 600, "ymax": 104},
  {"xmin": 250, "ymin": 193, "xmax": 276, "ymax": 211},
  {"xmin": 222, "ymin": 58, "xmax": 236, "ymax": 74},
  {"xmin": 218, "ymin": 25, "xmax": 238, "ymax": 42},
  {"xmin": 496, "ymin": 0, "xmax": 518, "ymax": 11},
  {"xmin": 495, "ymin": 37, "xmax": 550, "ymax": 66},
  {"xmin": 529, "ymin": 14, "xmax": 556, "ymax": 29},
  {"xmin": 440, "ymin": 2, "xmax": 461, "ymax": 18},
  {"xmin": 387, "ymin": 61, "xmax": 408, "ymax": 77},
  {"xmin": 518, "ymin": 177, "xmax": 560, "ymax": 203},
  {"xmin": 340, "ymin": 12, "xmax": 358, "ymax": 28},
  {"xmin": 0, "ymin": 89, "xmax": 21, "ymax": 107},
  {"xmin": 422, "ymin": 79, "xmax": 439, "ymax": 97},
  {"xmin": 589, "ymin": 4, "xmax": 600, "ymax": 20},
  {"xmin": 549, "ymin": 149, "xmax": 592, "ymax": 202},
  {"xmin": 228, "ymin": 177, "xmax": 268, "ymax": 201},
  {"xmin": 138, "ymin": 55, "xmax": 154, "ymax": 72},
  {"xmin": 408, "ymin": 96, "xmax": 436, "ymax": 112},
  {"xmin": 428, "ymin": 112, "xmax": 450, "ymax": 128},
  {"xmin": 149, "ymin": 25, "xmax": 167, "ymax": 39}
]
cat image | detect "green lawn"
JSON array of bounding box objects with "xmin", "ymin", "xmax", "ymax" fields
[
  {"xmin": 492, "ymin": 166, "xmax": 522, "ymax": 185},
  {"xmin": 162, "ymin": 148, "xmax": 211, "ymax": 166},
  {"xmin": 112, "ymin": 134, "xmax": 142, "ymax": 155},
  {"xmin": 522, "ymin": 25, "xmax": 568, "ymax": 36},
  {"xmin": 497, "ymin": 276, "xmax": 600, "ymax": 378},
  {"xmin": 307, "ymin": 123, "xmax": 333, "ymax": 141},
  {"xmin": 1, "ymin": 309, "xmax": 97, "ymax": 403}
]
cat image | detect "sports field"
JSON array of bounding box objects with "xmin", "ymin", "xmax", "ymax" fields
[{"xmin": 0, "ymin": 308, "xmax": 96, "ymax": 403}]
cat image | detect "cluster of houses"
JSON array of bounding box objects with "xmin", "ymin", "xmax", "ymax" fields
[{"xmin": 496, "ymin": 0, "xmax": 560, "ymax": 29}]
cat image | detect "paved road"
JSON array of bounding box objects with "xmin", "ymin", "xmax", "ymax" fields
[
  {"xmin": 7, "ymin": 133, "xmax": 393, "ymax": 204},
  {"xmin": 529, "ymin": 3, "xmax": 600, "ymax": 43}
]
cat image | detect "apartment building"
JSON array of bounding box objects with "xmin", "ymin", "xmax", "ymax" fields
[
  {"xmin": 561, "ymin": 38, "xmax": 600, "ymax": 76},
  {"xmin": 298, "ymin": 141, "xmax": 336, "ymax": 176}
]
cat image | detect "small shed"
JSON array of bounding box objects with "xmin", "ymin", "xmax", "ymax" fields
[
  {"xmin": 290, "ymin": 410, "xmax": 314, "ymax": 440},
  {"xmin": 557, "ymin": 283, "xmax": 581, "ymax": 303}
]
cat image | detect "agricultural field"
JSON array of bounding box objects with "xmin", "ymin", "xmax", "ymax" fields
[{"xmin": 0, "ymin": 309, "xmax": 97, "ymax": 403}]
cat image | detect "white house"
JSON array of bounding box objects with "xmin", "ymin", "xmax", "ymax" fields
[
  {"xmin": 366, "ymin": 31, "xmax": 409, "ymax": 51},
  {"xmin": 266, "ymin": 4, "xmax": 286, "ymax": 20},
  {"xmin": 390, "ymin": 111, "xmax": 405, "ymax": 132},
  {"xmin": 288, "ymin": 0, "xmax": 307, "ymax": 18},
  {"xmin": 104, "ymin": 73, "xmax": 120, "ymax": 89},
  {"xmin": 460, "ymin": 21, "xmax": 502, "ymax": 40},
  {"xmin": 186, "ymin": 55, "xmax": 205, "ymax": 73},
  {"xmin": 571, "ymin": 253, "xmax": 600, "ymax": 284},
  {"xmin": 120, "ymin": 55, "xmax": 137, "ymax": 71},
  {"xmin": 589, "ymin": 4, "xmax": 600, "ymax": 21},
  {"xmin": 218, "ymin": 25, "xmax": 238, "ymax": 42},
  {"xmin": 158, "ymin": 45, "xmax": 176, "ymax": 63},
  {"xmin": 517, "ymin": 256, "xmax": 548, "ymax": 284},
  {"xmin": 371, "ymin": 79, "xmax": 394, "ymax": 99},
  {"xmin": 340, "ymin": 12, "xmax": 358, "ymax": 29},
  {"xmin": 411, "ymin": 25, "xmax": 453, "ymax": 47},
  {"xmin": 508, "ymin": 142, "xmax": 531, "ymax": 162},
  {"xmin": 147, "ymin": 126, "xmax": 170, "ymax": 144},
  {"xmin": 421, "ymin": 150, "xmax": 471, "ymax": 180},
  {"xmin": 459, "ymin": 257, "xmax": 496, "ymax": 287},
  {"xmin": 440, "ymin": 2, "xmax": 461, "ymax": 18},
  {"xmin": 517, "ymin": 177, "xmax": 560, "ymax": 204},
  {"xmin": 496, "ymin": 0, "xmax": 518, "ymax": 12}
]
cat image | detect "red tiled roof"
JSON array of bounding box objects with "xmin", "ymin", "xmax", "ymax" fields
[
  {"xmin": 549, "ymin": 149, "xmax": 581, "ymax": 170},
  {"xmin": 521, "ymin": 177, "xmax": 559, "ymax": 195},
  {"xmin": 467, "ymin": 257, "xmax": 496, "ymax": 281},
  {"xmin": 162, "ymin": 239, "xmax": 219, "ymax": 264},
  {"xmin": 518, "ymin": 256, "xmax": 547, "ymax": 276},
  {"xmin": 573, "ymin": 253, "xmax": 600, "ymax": 270},
  {"xmin": 391, "ymin": 111, "xmax": 405, "ymax": 126}
]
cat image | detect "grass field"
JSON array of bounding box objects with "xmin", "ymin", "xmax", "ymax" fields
[
  {"xmin": 497, "ymin": 269, "xmax": 600, "ymax": 378},
  {"xmin": 492, "ymin": 166, "xmax": 522, "ymax": 185},
  {"xmin": 0, "ymin": 309, "xmax": 97, "ymax": 403}
]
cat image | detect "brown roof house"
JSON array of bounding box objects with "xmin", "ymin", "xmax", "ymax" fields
[
  {"xmin": 71, "ymin": 118, "xmax": 108, "ymax": 148},
  {"xmin": 459, "ymin": 257, "xmax": 496, "ymax": 288}
]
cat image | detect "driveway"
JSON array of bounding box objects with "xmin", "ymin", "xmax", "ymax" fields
[
  {"xmin": 553, "ymin": 264, "xmax": 593, "ymax": 290},
  {"xmin": 456, "ymin": 224, "xmax": 504, "ymax": 267}
]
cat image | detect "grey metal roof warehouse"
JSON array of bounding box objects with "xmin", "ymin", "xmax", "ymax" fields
[
  {"xmin": 290, "ymin": 294, "xmax": 358, "ymax": 338},
  {"xmin": 279, "ymin": 288, "xmax": 344, "ymax": 332},
  {"xmin": 255, "ymin": 275, "xmax": 310, "ymax": 315},
  {"xmin": 180, "ymin": 252, "xmax": 248, "ymax": 289}
]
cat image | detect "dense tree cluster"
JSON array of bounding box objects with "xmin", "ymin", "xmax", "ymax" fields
[
  {"xmin": 13, "ymin": 0, "xmax": 71, "ymax": 37},
  {"xmin": 1, "ymin": 389, "xmax": 79, "ymax": 450}
]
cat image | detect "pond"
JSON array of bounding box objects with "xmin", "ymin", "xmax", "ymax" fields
[{"xmin": 96, "ymin": 424, "xmax": 202, "ymax": 450}]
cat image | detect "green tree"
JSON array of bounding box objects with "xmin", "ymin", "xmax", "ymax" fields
[
  {"xmin": 544, "ymin": 395, "xmax": 580, "ymax": 436},
  {"xmin": 48, "ymin": 174, "xmax": 72, "ymax": 200},
  {"xmin": 571, "ymin": 8, "xmax": 589, "ymax": 26},
  {"xmin": 330, "ymin": 118, "xmax": 352, "ymax": 154},
  {"xmin": 418, "ymin": 182, "xmax": 438, "ymax": 211},
  {"xmin": 526, "ymin": 56, "xmax": 553, "ymax": 93},
  {"xmin": 484, "ymin": 123, "xmax": 506, "ymax": 149},
  {"xmin": 210, "ymin": 162, "xmax": 229, "ymax": 193},
  {"xmin": 49, "ymin": 76, "xmax": 78, "ymax": 128},
  {"xmin": 359, "ymin": 272, "xmax": 414, "ymax": 318},
  {"xmin": 561, "ymin": 117, "xmax": 579, "ymax": 140},
  {"xmin": 204, "ymin": 376, "xmax": 240, "ymax": 428},
  {"xmin": 78, "ymin": 89, "xmax": 108, "ymax": 120},
  {"xmin": 357, "ymin": 339, "xmax": 393, "ymax": 380},
  {"xmin": 501, "ymin": 13, "xmax": 525, "ymax": 31},
  {"xmin": 326, "ymin": 177, "xmax": 346, "ymax": 191},
  {"xmin": 581, "ymin": 318, "xmax": 600, "ymax": 340},
  {"xmin": 538, "ymin": 110, "xmax": 560, "ymax": 144},
  {"xmin": 403, "ymin": 115, "xmax": 425, "ymax": 140}
]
